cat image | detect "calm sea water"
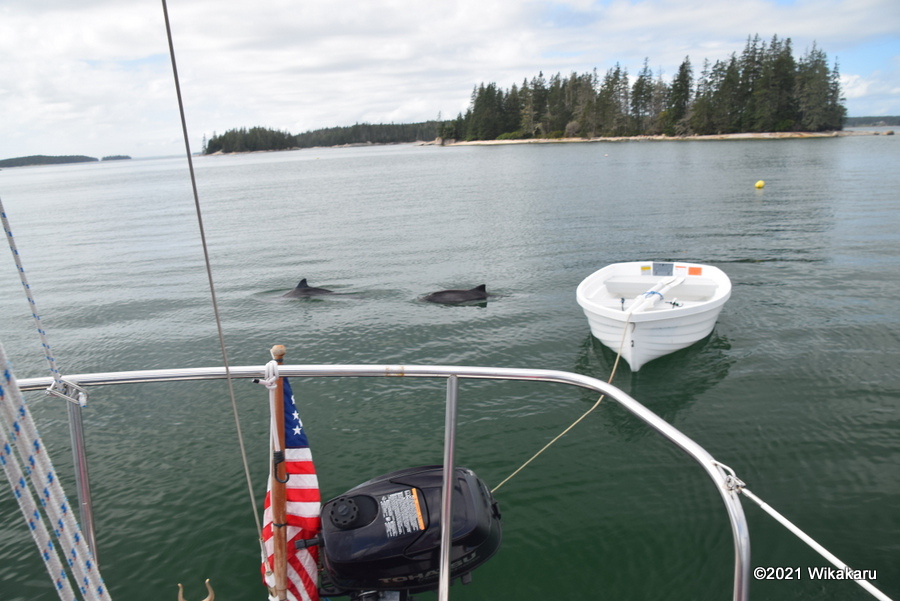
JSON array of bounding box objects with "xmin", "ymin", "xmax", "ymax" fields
[{"xmin": 1, "ymin": 135, "xmax": 898, "ymax": 601}]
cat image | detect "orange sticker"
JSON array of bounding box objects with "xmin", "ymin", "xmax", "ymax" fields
[
  {"xmin": 688, "ymin": 266, "xmax": 703, "ymax": 276},
  {"xmin": 411, "ymin": 488, "xmax": 425, "ymax": 530},
  {"xmin": 381, "ymin": 488, "xmax": 426, "ymax": 537}
]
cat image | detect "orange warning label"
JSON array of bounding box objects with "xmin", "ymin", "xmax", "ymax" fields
[{"xmin": 380, "ymin": 488, "xmax": 425, "ymax": 538}]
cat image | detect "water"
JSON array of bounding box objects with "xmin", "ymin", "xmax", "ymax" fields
[{"xmin": 1, "ymin": 136, "xmax": 898, "ymax": 601}]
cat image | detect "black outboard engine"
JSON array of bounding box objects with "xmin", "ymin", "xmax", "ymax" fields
[{"xmin": 317, "ymin": 466, "xmax": 501, "ymax": 600}]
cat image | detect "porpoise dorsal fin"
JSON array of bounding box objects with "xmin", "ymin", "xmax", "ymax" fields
[
  {"xmin": 297, "ymin": 278, "xmax": 309, "ymax": 288},
  {"xmin": 473, "ymin": 284, "xmax": 486, "ymax": 292}
]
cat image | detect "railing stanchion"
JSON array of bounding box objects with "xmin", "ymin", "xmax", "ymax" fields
[
  {"xmin": 438, "ymin": 375, "xmax": 459, "ymax": 601},
  {"xmin": 66, "ymin": 402, "xmax": 98, "ymax": 563}
]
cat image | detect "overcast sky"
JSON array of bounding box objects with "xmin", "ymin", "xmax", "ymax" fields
[{"xmin": 1, "ymin": 0, "xmax": 898, "ymax": 159}]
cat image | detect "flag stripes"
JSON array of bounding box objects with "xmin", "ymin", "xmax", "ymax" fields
[{"xmin": 262, "ymin": 377, "xmax": 321, "ymax": 601}]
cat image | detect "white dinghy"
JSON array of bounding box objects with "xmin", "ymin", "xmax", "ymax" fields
[{"xmin": 576, "ymin": 261, "xmax": 732, "ymax": 371}]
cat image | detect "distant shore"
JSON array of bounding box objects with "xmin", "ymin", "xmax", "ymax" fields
[
  {"xmin": 203, "ymin": 129, "xmax": 893, "ymax": 156},
  {"xmin": 442, "ymin": 130, "xmax": 892, "ymax": 146}
]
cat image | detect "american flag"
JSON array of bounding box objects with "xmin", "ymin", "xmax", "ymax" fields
[{"xmin": 262, "ymin": 377, "xmax": 322, "ymax": 601}]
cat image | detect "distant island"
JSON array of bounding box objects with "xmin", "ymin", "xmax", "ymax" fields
[
  {"xmin": 202, "ymin": 122, "xmax": 442, "ymax": 154},
  {"xmin": 845, "ymin": 116, "xmax": 900, "ymax": 127},
  {"xmin": 0, "ymin": 155, "xmax": 98, "ymax": 168},
  {"xmin": 0, "ymin": 154, "xmax": 131, "ymax": 168},
  {"xmin": 204, "ymin": 34, "xmax": 867, "ymax": 154}
]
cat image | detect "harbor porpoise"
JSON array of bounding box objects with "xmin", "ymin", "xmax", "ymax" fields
[
  {"xmin": 283, "ymin": 278, "xmax": 334, "ymax": 297},
  {"xmin": 423, "ymin": 284, "xmax": 488, "ymax": 304}
]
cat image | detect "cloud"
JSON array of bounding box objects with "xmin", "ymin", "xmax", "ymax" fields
[
  {"xmin": 842, "ymin": 53, "xmax": 900, "ymax": 116},
  {"xmin": 1, "ymin": 0, "xmax": 898, "ymax": 158}
]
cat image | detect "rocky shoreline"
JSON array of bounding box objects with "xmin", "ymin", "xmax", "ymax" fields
[
  {"xmin": 439, "ymin": 129, "xmax": 892, "ymax": 146},
  {"xmin": 207, "ymin": 129, "xmax": 894, "ymax": 156}
]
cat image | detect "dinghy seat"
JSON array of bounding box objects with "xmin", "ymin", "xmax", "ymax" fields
[{"xmin": 603, "ymin": 275, "xmax": 718, "ymax": 302}]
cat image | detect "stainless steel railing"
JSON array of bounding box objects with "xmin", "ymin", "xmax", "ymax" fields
[{"xmin": 17, "ymin": 364, "xmax": 751, "ymax": 601}]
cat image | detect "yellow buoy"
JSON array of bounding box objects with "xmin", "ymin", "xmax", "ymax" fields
[{"xmin": 755, "ymin": 180, "xmax": 765, "ymax": 189}]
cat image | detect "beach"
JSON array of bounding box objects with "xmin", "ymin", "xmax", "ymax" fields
[{"xmin": 442, "ymin": 129, "xmax": 891, "ymax": 146}]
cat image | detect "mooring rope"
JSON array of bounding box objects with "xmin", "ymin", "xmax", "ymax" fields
[
  {"xmin": 0, "ymin": 342, "xmax": 109, "ymax": 601},
  {"xmin": 492, "ymin": 315, "xmax": 632, "ymax": 493},
  {"xmin": 160, "ymin": 0, "xmax": 263, "ymax": 541}
]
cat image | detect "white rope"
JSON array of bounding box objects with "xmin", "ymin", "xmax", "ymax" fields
[
  {"xmin": 262, "ymin": 361, "xmax": 283, "ymax": 454},
  {"xmin": 1, "ymin": 200, "xmax": 66, "ymax": 391},
  {"xmin": 258, "ymin": 360, "xmax": 279, "ymax": 390},
  {"xmin": 0, "ymin": 418, "xmax": 79, "ymax": 601},
  {"xmin": 0, "ymin": 342, "xmax": 109, "ymax": 601}
]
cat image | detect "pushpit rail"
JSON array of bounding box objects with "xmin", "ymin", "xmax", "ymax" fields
[{"xmin": 19, "ymin": 364, "xmax": 752, "ymax": 600}]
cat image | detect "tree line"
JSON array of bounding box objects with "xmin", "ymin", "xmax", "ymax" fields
[
  {"xmin": 202, "ymin": 34, "xmax": 848, "ymax": 154},
  {"xmin": 0, "ymin": 155, "xmax": 100, "ymax": 168},
  {"xmin": 203, "ymin": 122, "xmax": 441, "ymax": 154},
  {"xmin": 442, "ymin": 34, "xmax": 846, "ymax": 140},
  {"xmin": 845, "ymin": 116, "xmax": 900, "ymax": 127}
]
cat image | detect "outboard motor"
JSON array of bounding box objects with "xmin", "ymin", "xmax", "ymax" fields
[{"xmin": 317, "ymin": 466, "xmax": 501, "ymax": 600}]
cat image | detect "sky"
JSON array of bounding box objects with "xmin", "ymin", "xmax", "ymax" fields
[{"xmin": 1, "ymin": 0, "xmax": 898, "ymax": 159}]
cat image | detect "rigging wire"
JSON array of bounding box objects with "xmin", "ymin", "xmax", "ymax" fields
[
  {"xmin": 728, "ymin": 477, "xmax": 893, "ymax": 601},
  {"xmin": 160, "ymin": 0, "xmax": 263, "ymax": 540}
]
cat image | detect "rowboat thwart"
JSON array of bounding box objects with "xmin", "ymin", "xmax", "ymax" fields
[{"xmin": 576, "ymin": 261, "xmax": 732, "ymax": 371}]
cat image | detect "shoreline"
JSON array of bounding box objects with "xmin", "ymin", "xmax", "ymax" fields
[
  {"xmin": 202, "ymin": 129, "xmax": 893, "ymax": 156},
  {"xmin": 443, "ymin": 130, "xmax": 891, "ymax": 146}
]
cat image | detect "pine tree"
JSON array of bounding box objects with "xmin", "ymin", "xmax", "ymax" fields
[
  {"xmin": 691, "ymin": 59, "xmax": 715, "ymax": 134},
  {"xmin": 631, "ymin": 59, "xmax": 654, "ymax": 134},
  {"xmin": 519, "ymin": 78, "xmax": 536, "ymax": 138},
  {"xmin": 738, "ymin": 34, "xmax": 764, "ymax": 131},
  {"xmin": 796, "ymin": 43, "xmax": 832, "ymax": 131},
  {"xmin": 710, "ymin": 55, "xmax": 742, "ymax": 134},
  {"xmin": 826, "ymin": 59, "xmax": 847, "ymax": 130},
  {"xmin": 665, "ymin": 57, "xmax": 693, "ymax": 135}
]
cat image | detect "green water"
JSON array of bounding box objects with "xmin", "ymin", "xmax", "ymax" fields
[{"xmin": 1, "ymin": 136, "xmax": 898, "ymax": 600}]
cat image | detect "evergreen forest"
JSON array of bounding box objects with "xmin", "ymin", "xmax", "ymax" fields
[
  {"xmin": 203, "ymin": 122, "xmax": 441, "ymax": 154},
  {"xmin": 202, "ymin": 34, "xmax": 848, "ymax": 154},
  {"xmin": 845, "ymin": 116, "xmax": 900, "ymax": 126},
  {"xmin": 0, "ymin": 155, "xmax": 99, "ymax": 168},
  {"xmin": 443, "ymin": 34, "xmax": 846, "ymax": 140}
]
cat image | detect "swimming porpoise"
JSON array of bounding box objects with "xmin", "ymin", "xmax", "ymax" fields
[
  {"xmin": 282, "ymin": 278, "xmax": 334, "ymax": 297},
  {"xmin": 423, "ymin": 284, "xmax": 488, "ymax": 304}
]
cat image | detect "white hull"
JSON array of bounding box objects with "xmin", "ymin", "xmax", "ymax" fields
[{"xmin": 576, "ymin": 261, "xmax": 731, "ymax": 371}]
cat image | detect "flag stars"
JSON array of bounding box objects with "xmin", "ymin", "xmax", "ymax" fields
[{"xmin": 290, "ymin": 410, "xmax": 303, "ymax": 436}]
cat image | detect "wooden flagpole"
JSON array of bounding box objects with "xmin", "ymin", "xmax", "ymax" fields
[{"xmin": 270, "ymin": 344, "xmax": 289, "ymax": 601}]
